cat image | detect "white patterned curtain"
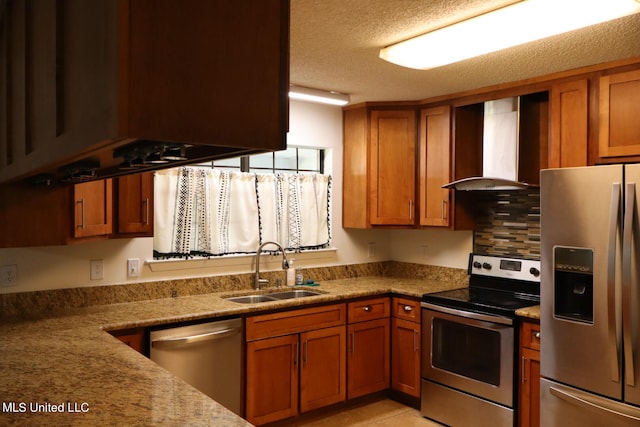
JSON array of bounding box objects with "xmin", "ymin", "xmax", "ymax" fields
[{"xmin": 154, "ymin": 167, "xmax": 331, "ymax": 257}]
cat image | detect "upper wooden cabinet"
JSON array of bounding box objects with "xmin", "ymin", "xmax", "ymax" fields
[
  {"xmin": 343, "ymin": 107, "xmax": 417, "ymax": 228},
  {"xmin": 598, "ymin": 69, "xmax": 640, "ymax": 159},
  {"xmin": 114, "ymin": 172, "xmax": 153, "ymax": 236},
  {"xmin": 0, "ymin": 172, "xmax": 152, "ymax": 247},
  {"xmin": 419, "ymin": 106, "xmax": 451, "ymax": 227},
  {"xmin": 549, "ymin": 80, "xmax": 588, "ymax": 168},
  {"xmin": 0, "ymin": 0, "xmax": 289, "ymax": 184}
]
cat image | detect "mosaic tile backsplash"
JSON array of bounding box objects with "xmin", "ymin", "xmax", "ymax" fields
[{"xmin": 473, "ymin": 189, "xmax": 540, "ymax": 260}]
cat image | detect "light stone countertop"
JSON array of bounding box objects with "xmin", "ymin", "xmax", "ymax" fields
[
  {"xmin": 0, "ymin": 275, "xmax": 466, "ymax": 426},
  {"xmin": 515, "ymin": 304, "xmax": 540, "ymax": 320}
]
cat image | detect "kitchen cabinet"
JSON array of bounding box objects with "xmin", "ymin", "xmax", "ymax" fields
[
  {"xmin": 110, "ymin": 327, "xmax": 145, "ymax": 354},
  {"xmin": 391, "ymin": 297, "xmax": 421, "ymax": 399},
  {"xmin": 114, "ymin": 172, "xmax": 153, "ymax": 236},
  {"xmin": 598, "ymin": 68, "xmax": 640, "ymax": 159},
  {"xmin": 549, "ymin": 79, "xmax": 588, "ymax": 168},
  {"xmin": 0, "ymin": 171, "xmax": 154, "ymax": 247},
  {"xmin": 0, "ymin": 0, "xmax": 289, "ymax": 184},
  {"xmin": 245, "ymin": 304, "xmax": 347, "ymax": 425},
  {"xmin": 343, "ymin": 106, "xmax": 417, "ymax": 228},
  {"xmin": 519, "ymin": 320, "xmax": 541, "ymax": 427},
  {"xmin": 419, "ymin": 106, "xmax": 451, "ymax": 227},
  {"xmin": 347, "ymin": 297, "xmax": 390, "ymax": 399},
  {"xmin": 0, "ymin": 178, "xmax": 113, "ymax": 247}
]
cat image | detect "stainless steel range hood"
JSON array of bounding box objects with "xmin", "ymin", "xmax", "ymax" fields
[{"xmin": 444, "ymin": 97, "xmax": 531, "ymax": 191}]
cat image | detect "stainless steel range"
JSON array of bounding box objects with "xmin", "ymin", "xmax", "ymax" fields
[{"xmin": 420, "ymin": 254, "xmax": 540, "ymax": 427}]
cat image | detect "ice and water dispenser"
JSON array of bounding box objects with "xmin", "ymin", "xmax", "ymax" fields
[{"xmin": 553, "ymin": 247, "xmax": 594, "ymax": 323}]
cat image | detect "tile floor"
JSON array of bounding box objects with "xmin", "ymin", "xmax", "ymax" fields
[{"xmin": 268, "ymin": 397, "xmax": 443, "ymax": 427}]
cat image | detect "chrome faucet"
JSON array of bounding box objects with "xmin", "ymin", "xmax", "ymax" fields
[{"xmin": 254, "ymin": 241, "xmax": 290, "ymax": 290}]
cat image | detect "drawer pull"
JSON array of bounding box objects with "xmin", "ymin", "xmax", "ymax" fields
[
  {"xmin": 403, "ymin": 305, "xmax": 413, "ymax": 312},
  {"xmin": 534, "ymin": 332, "xmax": 541, "ymax": 339},
  {"xmin": 363, "ymin": 305, "xmax": 372, "ymax": 312}
]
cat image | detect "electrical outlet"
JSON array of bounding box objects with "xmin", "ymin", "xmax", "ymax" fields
[
  {"xmin": 367, "ymin": 242, "xmax": 376, "ymax": 258},
  {"xmin": 127, "ymin": 258, "xmax": 140, "ymax": 278},
  {"xmin": 90, "ymin": 259, "xmax": 104, "ymax": 281},
  {"xmin": 0, "ymin": 264, "xmax": 18, "ymax": 287}
]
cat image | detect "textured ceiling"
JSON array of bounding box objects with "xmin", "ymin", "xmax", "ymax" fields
[{"xmin": 290, "ymin": 0, "xmax": 640, "ymax": 104}]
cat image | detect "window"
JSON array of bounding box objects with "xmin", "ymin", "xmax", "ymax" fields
[
  {"xmin": 208, "ymin": 147, "xmax": 325, "ymax": 174},
  {"xmin": 153, "ymin": 147, "xmax": 331, "ymax": 259}
]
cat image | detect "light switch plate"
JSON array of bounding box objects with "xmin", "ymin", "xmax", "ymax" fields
[{"xmin": 127, "ymin": 259, "xmax": 140, "ymax": 278}]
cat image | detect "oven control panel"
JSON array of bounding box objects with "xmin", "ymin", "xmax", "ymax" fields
[{"xmin": 470, "ymin": 254, "xmax": 541, "ymax": 282}]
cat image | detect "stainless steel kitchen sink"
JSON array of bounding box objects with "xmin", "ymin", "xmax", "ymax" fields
[
  {"xmin": 266, "ymin": 290, "xmax": 322, "ymax": 300},
  {"xmin": 224, "ymin": 289, "xmax": 322, "ymax": 304},
  {"xmin": 225, "ymin": 295, "xmax": 278, "ymax": 304}
]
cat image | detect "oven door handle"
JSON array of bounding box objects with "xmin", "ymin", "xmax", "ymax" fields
[{"xmin": 421, "ymin": 302, "xmax": 513, "ymax": 326}]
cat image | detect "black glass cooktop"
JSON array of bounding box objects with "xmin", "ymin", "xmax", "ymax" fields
[{"xmin": 422, "ymin": 286, "xmax": 540, "ymax": 318}]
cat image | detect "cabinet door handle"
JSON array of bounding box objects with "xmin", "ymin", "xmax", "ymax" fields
[
  {"xmin": 403, "ymin": 305, "xmax": 413, "ymax": 312},
  {"xmin": 78, "ymin": 198, "xmax": 86, "ymax": 229},
  {"xmin": 303, "ymin": 341, "xmax": 308, "ymax": 365},
  {"xmin": 413, "ymin": 330, "xmax": 418, "ymax": 353},
  {"xmin": 294, "ymin": 342, "xmax": 299, "ymax": 367},
  {"xmin": 144, "ymin": 198, "xmax": 150, "ymax": 225},
  {"xmin": 409, "ymin": 200, "xmax": 413, "ymax": 220},
  {"xmin": 441, "ymin": 200, "xmax": 448, "ymax": 220},
  {"xmin": 522, "ymin": 356, "xmax": 527, "ymax": 383},
  {"xmin": 351, "ymin": 332, "xmax": 355, "ymax": 354}
]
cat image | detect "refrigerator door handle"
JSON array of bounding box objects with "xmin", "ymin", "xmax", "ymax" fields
[
  {"xmin": 608, "ymin": 182, "xmax": 622, "ymax": 383},
  {"xmin": 550, "ymin": 385, "xmax": 640, "ymax": 422},
  {"xmin": 623, "ymin": 182, "xmax": 636, "ymax": 386}
]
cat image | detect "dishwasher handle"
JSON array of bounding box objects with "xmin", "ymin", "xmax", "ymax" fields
[{"xmin": 151, "ymin": 326, "xmax": 241, "ymax": 349}]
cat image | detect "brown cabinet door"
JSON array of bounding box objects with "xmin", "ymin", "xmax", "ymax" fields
[
  {"xmin": 549, "ymin": 79, "xmax": 588, "ymax": 168},
  {"xmin": 73, "ymin": 179, "xmax": 113, "ymax": 238},
  {"xmin": 419, "ymin": 106, "xmax": 451, "ymax": 227},
  {"xmin": 519, "ymin": 347, "xmax": 541, "ymax": 427},
  {"xmin": 391, "ymin": 317, "xmax": 421, "ymax": 398},
  {"xmin": 300, "ymin": 326, "xmax": 346, "ymax": 413},
  {"xmin": 116, "ymin": 172, "xmax": 153, "ymax": 235},
  {"xmin": 369, "ymin": 110, "xmax": 417, "ymax": 226},
  {"xmin": 599, "ymin": 69, "xmax": 640, "ymax": 158},
  {"xmin": 246, "ymin": 334, "xmax": 299, "ymax": 425},
  {"xmin": 347, "ymin": 317, "xmax": 390, "ymax": 399}
]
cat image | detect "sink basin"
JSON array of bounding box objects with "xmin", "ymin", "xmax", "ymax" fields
[
  {"xmin": 224, "ymin": 289, "xmax": 322, "ymax": 304},
  {"xmin": 225, "ymin": 294, "xmax": 278, "ymax": 304},
  {"xmin": 267, "ymin": 290, "xmax": 322, "ymax": 300}
]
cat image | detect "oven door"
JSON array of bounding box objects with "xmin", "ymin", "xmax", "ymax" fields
[{"xmin": 421, "ymin": 303, "xmax": 515, "ymax": 407}]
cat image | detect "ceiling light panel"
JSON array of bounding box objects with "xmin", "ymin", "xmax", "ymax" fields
[{"xmin": 379, "ymin": 0, "xmax": 640, "ymax": 70}]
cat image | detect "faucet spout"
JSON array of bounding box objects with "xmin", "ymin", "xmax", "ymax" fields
[{"xmin": 255, "ymin": 241, "xmax": 289, "ymax": 290}]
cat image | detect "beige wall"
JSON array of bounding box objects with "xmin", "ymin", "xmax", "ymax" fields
[{"xmin": 0, "ymin": 100, "xmax": 470, "ymax": 294}]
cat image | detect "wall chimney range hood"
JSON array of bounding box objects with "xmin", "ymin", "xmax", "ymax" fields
[{"xmin": 443, "ymin": 97, "xmax": 532, "ymax": 191}]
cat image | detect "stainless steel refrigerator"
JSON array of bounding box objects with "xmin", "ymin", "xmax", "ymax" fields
[{"xmin": 540, "ymin": 165, "xmax": 640, "ymax": 426}]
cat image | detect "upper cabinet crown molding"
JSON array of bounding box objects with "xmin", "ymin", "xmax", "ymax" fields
[{"xmin": 0, "ymin": 0, "xmax": 290, "ymax": 184}]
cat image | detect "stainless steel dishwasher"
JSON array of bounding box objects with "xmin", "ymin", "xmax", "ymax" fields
[{"xmin": 150, "ymin": 318, "xmax": 242, "ymax": 415}]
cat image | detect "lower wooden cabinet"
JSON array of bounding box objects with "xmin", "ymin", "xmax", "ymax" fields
[
  {"xmin": 391, "ymin": 297, "xmax": 421, "ymax": 398},
  {"xmin": 110, "ymin": 327, "xmax": 145, "ymax": 354},
  {"xmin": 347, "ymin": 297, "xmax": 390, "ymax": 399},
  {"xmin": 245, "ymin": 304, "xmax": 347, "ymax": 425},
  {"xmin": 519, "ymin": 320, "xmax": 541, "ymax": 427}
]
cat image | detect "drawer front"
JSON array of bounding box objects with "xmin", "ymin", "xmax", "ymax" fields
[
  {"xmin": 348, "ymin": 297, "xmax": 390, "ymax": 323},
  {"xmin": 521, "ymin": 320, "xmax": 541, "ymax": 351},
  {"xmin": 392, "ymin": 297, "xmax": 420, "ymax": 323},
  {"xmin": 246, "ymin": 303, "xmax": 346, "ymax": 341}
]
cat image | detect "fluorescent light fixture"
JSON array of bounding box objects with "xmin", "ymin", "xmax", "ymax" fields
[
  {"xmin": 289, "ymin": 85, "xmax": 350, "ymax": 106},
  {"xmin": 379, "ymin": 0, "xmax": 640, "ymax": 70}
]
